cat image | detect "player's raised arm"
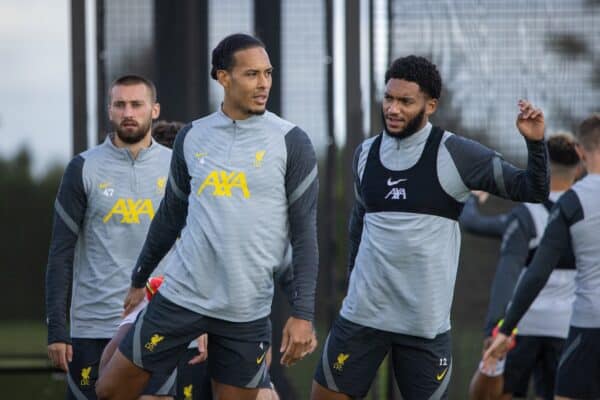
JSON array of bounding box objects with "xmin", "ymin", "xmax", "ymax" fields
[{"xmin": 444, "ymin": 101, "xmax": 549, "ymax": 203}]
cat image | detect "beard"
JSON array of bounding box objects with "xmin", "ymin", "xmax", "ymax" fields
[
  {"xmin": 246, "ymin": 107, "xmax": 267, "ymax": 116},
  {"xmin": 113, "ymin": 118, "xmax": 152, "ymax": 144},
  {"xmin": 383, "ymin": 107, "xmax": 426, "ymax": 139}
]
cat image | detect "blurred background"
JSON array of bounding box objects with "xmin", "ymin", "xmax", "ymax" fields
[{"xmin": 0, "ymin": 0, "xmax": 598, "ymax": 398}]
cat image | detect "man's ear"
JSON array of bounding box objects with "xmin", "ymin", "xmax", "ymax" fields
[
  {"xmin": 575, "ymin": 143, "xmax": 586, "ymax": 163},
  {"xmin": 152, "ymin": 102, "xmax": 160, "ymax": 120},
  {"xmin": 425, "ymin": 97, "xmax": 438, "ymax": 117},
  {"xmin": 217, "ymin": 70, "xmax": 230, "ymax": 89}
]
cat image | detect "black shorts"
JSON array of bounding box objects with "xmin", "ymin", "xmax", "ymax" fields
[
  {"xmin": 68, "ymin": 338, "xmax": 175, "ymax": 399},
  {"xmin": 176, "ymin": 350, "xmax": 212, "ymax": 400},
  {"xmin": 555, "ymin": 326, "xmax": 600, "ymax": 399},
  {"xmin": 314, "ymin": 315, "xmax": 452, "ymax": 399},
  {"xmin": 67, "ymin": 338, "xmax": 110, "ymax": 399},
  {"xmin": 502, "ymin": 335, "xmax": 564, "ymax": 400},
  {"xmin": 120, "ymin": 292, "xmax": 272, "ymax": 390}
]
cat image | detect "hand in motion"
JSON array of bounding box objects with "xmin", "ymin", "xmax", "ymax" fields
[
  {"xmin": 280, "ymin": 317, "xmax": 315, "ymax": 366},
  {"xmin": 471, "ymin": 190, "xmax": 490, "ymax": 205},
  {"xmin": 516, "ymin": 99, "xmax": 545, "ymax": 141},
  {"xmin": 122, "ymin": 286, "xmax": 145, "ymax": 317},
  {"xmin": 481, "ymin": 332, "xmax": 512, "ymax": 375},
  {"xmin": 188, "ymin": 334, "xmax": 208, "ymax": 364},
  {"xmin": 47, "ymin": 342, "xmax": 72, "ymax": 372}
]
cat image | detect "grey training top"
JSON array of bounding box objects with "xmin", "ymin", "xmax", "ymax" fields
[
  {"xmin": 483, "ymin": 192, "xmax": 575, "ymax": 338},
  {"xmin": 131, "ymin": 109, "xmax": 319, "ymax": 323},
  {"xmin": 46, "ymin": 137, "xmax": 172, "ymax": 343},
  {"xmin": 342, "ymin": 122, "xmax": 549, "ymax": 339},
  {"xmin": 502, "ymin": 174, "xmax": 600, "ymax": 334}
]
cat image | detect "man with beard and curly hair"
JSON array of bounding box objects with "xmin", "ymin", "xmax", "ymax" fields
[
  {"xmin": 312, "ymin": 56, "xmax": 550, "ymax": 400},
  {"xmin": 46, "ymin": 75, "xmax": 172, "ymax": 399}
]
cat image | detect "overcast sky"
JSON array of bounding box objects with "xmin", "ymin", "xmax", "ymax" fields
[{"xmin": 0, "ymin": 0, "xmax": 71, "ymax": 175}]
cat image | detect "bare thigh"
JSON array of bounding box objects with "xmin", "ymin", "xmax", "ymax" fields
[{"xmin": 96, "ymin": 349, "xmax": 151, "ymax": 400}]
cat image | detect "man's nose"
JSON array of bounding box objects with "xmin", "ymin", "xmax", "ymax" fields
[{"xmin": 123, "ymin": 103, "xmax": 135, "ymax": 117}]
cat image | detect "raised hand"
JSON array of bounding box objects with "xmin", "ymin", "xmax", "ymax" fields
[{"xmin": 516, "ymin": 99, "xmax": 545, "ymax": 141}]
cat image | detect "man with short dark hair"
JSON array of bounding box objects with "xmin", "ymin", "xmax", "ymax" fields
[
  {"xmin": 97, "ymin": 33, "xmax": 319, "ymax": 400},
  {"xmin": 46, "ymin": 74, "xmax": 172, "ymax": 399},
  {"xmin": 485, "ymin": 114, "xmax": 600, "ymax": 400},
  {"xmin": 311, "ymin": 55, "xmax": 550, "ymax": 400}
]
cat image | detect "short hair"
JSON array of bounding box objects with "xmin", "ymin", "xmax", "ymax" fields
[
  {"xmin": 152, "ymin": 120, "xmax": 184, "ymax": 149},
  {"xmin": 547, "ymin": 133, "xmax": 579, "ymax": 167},
  {"xmin": 577, "ymin": 114, "xmax": 600, "ymax": 151},
  {"xmin": 109, "ymin": 74, "xmax": 157, "ymax": 103},
  {"xmin": 385, "ymin": 56, "xmax": 442, "ymax": 99},
  {"xmin": 210, "ymin": 33, "xmax": 265, "ymax": 80}
]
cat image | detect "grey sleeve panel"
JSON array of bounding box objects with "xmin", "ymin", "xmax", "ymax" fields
[
  {"xmin": 285, "ymin": 127, "xmax": 319, "ymax": 321},
  {"xmin": 459, "ymin": 196, "xmax": 508, "ymax": 238},
  {"xmin": 483, "ymin": 207, "xmax": 533, "ymax": 336},
  {"xmin": 500, "ymin": 193, "xmax": 582, "ymax": 334},
  {"xmin": 131, "ymin": 124, "xmax": 192, "ymax": 288},
  {"xmin": 348, "ymin": 145, "xmax": 366, "ymax": 280},
  {"xmin": 46, "ymin": 155, "xmax": 86, "ymax": 344},
  {"xmin": 444, "ymin": 135, "xmax": 549, "ymax": 203}
]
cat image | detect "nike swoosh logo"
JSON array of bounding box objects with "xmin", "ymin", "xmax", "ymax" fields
[
  {"xmin": 387, "ymin": 177, "xmax": 407, "ymax": 186},
  {"xmin": 436, "ymin": 367, "xmax": 448, "ymax": 381},
  {"xmin": 256, "ymin": 353, "xmax": 266, "ymax": 364}
]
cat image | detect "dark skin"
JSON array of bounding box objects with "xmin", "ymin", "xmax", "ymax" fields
[{"xmin": 100, "ymin": 47, "xmax": 315, "ymax": 400}]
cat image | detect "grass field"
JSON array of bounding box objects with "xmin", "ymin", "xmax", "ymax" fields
[{"xmin": 0, "ymin": 320, "xmax": 66, "ymax": 398}]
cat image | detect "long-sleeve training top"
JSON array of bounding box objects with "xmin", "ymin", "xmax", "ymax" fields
[
  {"xmin": 501, "ymin": 174, "xmax": 600, "ymax": 335},
  {"xmin": 342, "ymin": 122, "xmax": 549, "ymax": 339},
  {"xmin": 131, "ymin": 109, "xmax": 319, "ymax": 322},
  {"xmin": 46, "ymin": 137, "xmax": 172, "ymax": 343}
]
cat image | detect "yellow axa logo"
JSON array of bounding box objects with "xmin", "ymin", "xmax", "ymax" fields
[
  {"xmin": 80, "ymin": 366, "xmax": 92, "ymax": 386},
  {"xmin": 436, "ymin": 367, "xmax": 449, "ymax": 381},
  {"xmin": 183, "ymin": 384, "xmax": 193, "ymax": 399},
  {"xmin": 144, "ymin": 334, "xmax": 165, "ymax": 352},
  {"xmin": 197, "ymin": 170, "xmax": 250, "ymax": 198},
  {"xmin": 103, "ymin": 198, "xmax": 155, "ymax": 224},
  {"xmin": 156, "ymin": 176, "xmax": 167, "ymax": 193},
  {"xmin": 254, "ymin": 150, "xmax": 266, "ymax": 167},
  {"xmin": 333, "ymin": 353, "xmax": 350, "ymax": 372}
]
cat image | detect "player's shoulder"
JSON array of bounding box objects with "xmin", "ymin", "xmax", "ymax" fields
[
  {"xmin": 263, "ymin": 111, "xmax": 297, "ymax": 137},
  {"xmin": 356, "ymin": 134, "xmax": 379, "ymax": 157},
  {"xmin": 442, "ymin": 130, "xmax": 500, "ymax": 159},
  {"xmin": 555, "ymin": 188, "xmax": 584, "ymax": 225}
]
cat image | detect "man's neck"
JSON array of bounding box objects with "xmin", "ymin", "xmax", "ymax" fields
[
  {"xmin": 550, "ymin": 177, "xmax": 573, "ymax": 192},
  {"xmin": 221, "ymin": 101, "xmax": 251, "ymax": 121},
  {"xmin": 112, "ymin": 133, "xmax": 152, "ymax": 160}
]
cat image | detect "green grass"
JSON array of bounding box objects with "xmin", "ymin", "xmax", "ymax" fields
[
  {"xmin": 0, "ymin": 320, "xmax": 65, "ymax": 398},
  {"xmin": 0, "ymin": 320, "xmax": 48, "ymax": 356}
]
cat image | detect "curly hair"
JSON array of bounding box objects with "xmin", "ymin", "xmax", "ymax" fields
[
  {"xmin": 152, "ymin": 120, "xmax": 184, "ymax": 149},
  {"xmin": 384, "ymin": 56, "xmax": 442, "ymax": 99},
  {"xmin": 210, "ymin": 33, "xmax": 265, "ymax": 80},
  {"xmin": 547, "ymin": 133, "xmax": 579, "ymax": 167}
]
